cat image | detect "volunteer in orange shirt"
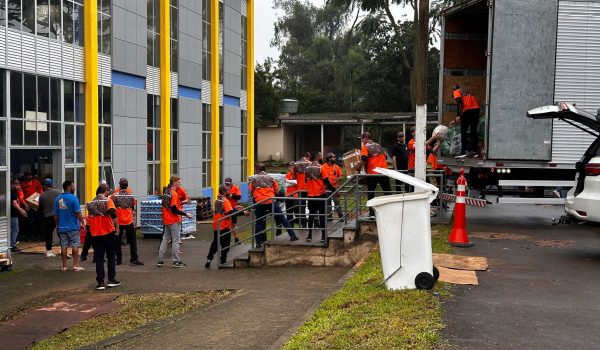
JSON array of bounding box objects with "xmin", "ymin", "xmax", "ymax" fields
[
  {"xmin": 322, "ymin": 152, "xmax": 344, "ymax": 219},
  {"xmin": 305, "ymin": 152, "xmax": 335, "ymax": 243},
  {"xmin": 157, "ymin": 176, "xmax": 193, "ymax": 268},
  {"xmin": 293, "ymin": 152, "xmax": 311, "ymax": 228},
  {"xmin": 359, "ymin": 132, "xmax": 391, "ymax": 218},
  {"xmin": 284, "ymin": 161, "xmax": 300, "ymax": 227},
  {"xmin": 175, "ymin": 181, "xmax": 195, "ymax": 240},
  {"xmin": 205, "ymin": 185, "xmax": 240, "ymax": 268},
  {"xmin": 407, "ymin": 127, "xmax": 416, "ymax": 171},
  {"xmin": 111, "ymin": 178, "xmax": 143, "ymax": 266},
  {"xmin": 87, "ymin": 184, "xmax": 121, "ymax": 290},
  {"xmin": 452, "ymin": 86, "xmax": 481, "ymax": 158},
  {"xmin": 249, "ymin": 163, "xmax": 299, "ymax": 247},
  {"xmin": 224, "ymin": 177, "xmax": 243, "ymax": 244},
  {"xmin": 20, "ymin": 172, "xmax": 44, "ymax": 199}
]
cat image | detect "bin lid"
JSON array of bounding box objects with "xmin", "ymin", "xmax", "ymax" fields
[{"xmin": 374, "ymin": 167, "xmax": 439, "ymax": 194}]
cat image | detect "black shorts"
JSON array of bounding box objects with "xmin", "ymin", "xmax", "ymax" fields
[{"xmin": 231, "ymin": 215, "xmax": 238, "ymax": 224}]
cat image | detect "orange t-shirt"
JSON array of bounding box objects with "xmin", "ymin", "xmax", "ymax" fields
[
  {"xmin": 162, "ymin": 189, "xmax": 183, "ymax": 225},
  {"xmin": 285, "ymin": 172, "xmax": 298, "ymax": 197},
  {"xmin": 111, "ymin": 188, "xmax": 136, "ymax": 225},
  {"xmin": 427, "ymin": 153, "xmax": 443, "ymax": 170},
  {"xmin": 462, "ymin": 94, "xmax": 480, "ymax": 111},
  {"xmin": 176, "ymin": 187, "xmax": 189, "ymax": 202},
  {"xmin": 228, "ymin": 184, "xmax": 241, "ymax": 208},
  {"xmin": 321, "ymin": 163, "xmax": 342, "ymax": 188},
  {"xmin": 306, "ymin": 165, "xmax": 327, "ymax": 197},
  {"xmin": 408, "ymin": 139, "xmax": 416, "ymax": 170},
  {"xmin": 360, "ymin": 144, "xmax": 388, "ymax": 175},
  {"xmin": 249, "ymin": 175, "xmax": 278, "ymax": 204},
  {"xmin": 295, "ymin": 172, "xmax": 307, "ymax": 191},
  {"xmin": 88, "ymin": 197, "xmax": 117, "ymax": 236},
  {"xmin": 213, "ymin": 196, "xmax": 233, "ymax": 230}
]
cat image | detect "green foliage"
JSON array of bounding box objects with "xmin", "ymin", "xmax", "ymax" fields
[
  {"xmin": 255, "ymin": 0, "xmax": 457, "ymax": 117},
  {"xmin": 282, "ymin": 234, "xmax": 452, "ymax": 350}
]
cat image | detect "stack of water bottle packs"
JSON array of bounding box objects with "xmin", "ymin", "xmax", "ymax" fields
[
  {"xmin": 248, "ymin": 173, "xmax": 287, "ymax": 198},
  {"xmin": 140, "ymin": 198, "xmax": 198, "ymax": 236},
  {"xmin": 182, "ymin": 201, "xmax": 198, "ymax": 234}
]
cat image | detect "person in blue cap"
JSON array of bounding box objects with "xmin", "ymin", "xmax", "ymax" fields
[{"xmin": 37, "ymin": 178, "xmax": 61, "ymax": 257}]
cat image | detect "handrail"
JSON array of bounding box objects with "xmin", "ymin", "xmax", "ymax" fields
[{"xmin": 213, "ymin": 170, "xmax": 447, "ymax": 268}]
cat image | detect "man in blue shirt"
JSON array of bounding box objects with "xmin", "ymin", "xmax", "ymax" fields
[{"xmin": 54, "ymin": 180, "xmax": 85, "ymax": 272}]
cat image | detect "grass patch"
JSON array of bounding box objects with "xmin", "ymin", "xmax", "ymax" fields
[
  {"xmin": 282, "ymin": 225, "xmax": 453, "ymax": 350},
  {"xmin": 29, "ymin": 290, "xmax": 234, "ymax": 350}
]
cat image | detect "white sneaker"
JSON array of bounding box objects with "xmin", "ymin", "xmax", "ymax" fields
[
  {"xmin": 46, "ymin": 251, "xmax": 56, "ymax": 258},
  {"xmin": 187, "ymin": 235, "xmax": 196, "ymax": 239}
]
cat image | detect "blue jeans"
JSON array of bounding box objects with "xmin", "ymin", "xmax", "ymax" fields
[
  {"xmin": 254, "ymin": 203, "xmax": 296, "ymax": 246},
  {"xmin": 10, "ymin": 217, "xmax": 19, "ymax": 248}
]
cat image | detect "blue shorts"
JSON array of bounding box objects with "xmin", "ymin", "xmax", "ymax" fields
[{"xmin": 58, "ymin": 230, "xmax": 80, "ymax": 248}]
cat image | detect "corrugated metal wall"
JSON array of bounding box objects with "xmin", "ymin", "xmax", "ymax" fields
[{"xmin": 553, "ymin": 0, "xmax": 600, "ymax": 164}]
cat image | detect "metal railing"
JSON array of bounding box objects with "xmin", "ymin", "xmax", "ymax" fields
[{"xmin": 214, "ymin": 170, "xmax": 447, "ymax": 268}]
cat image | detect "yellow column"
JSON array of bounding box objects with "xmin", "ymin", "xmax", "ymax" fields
[
  {"xmin": 210, "ymin": 0, "xmax": 220, "ymax": 198},
  {"xmin": 84, "ymin": 0, "xmax": 99, "ymax": 201},
  {"xmin": 247, "ymin": 0, "xmax": 254, "ymax": 178},
  {"xmin": 160, "ymin": 0, "xmax": 172, "ymax": 187}
]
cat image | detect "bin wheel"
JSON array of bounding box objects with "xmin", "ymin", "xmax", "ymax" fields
[
  {"xmin": 433, "ymin": 266, "xmax": 440, "ymax": 282},
  {"xmin": 415, "ymin": 272, "xmax": 435, "ymax": 290}
]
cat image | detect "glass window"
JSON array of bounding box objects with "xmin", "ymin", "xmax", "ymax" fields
[
  {"xmin": 102, "ymin": 126, "xmax": 111, "ymax": 162},
  {"xmin": 201, "ymin": 0, "xmax": 210, "ymax": 81},
  {"xmin": 37, "ymin": 76, "xmax": 49, "ymax": 118},
  {"xmin": 76, "ymin": 125, "xmax": 84, "ymax": 163},
  {"xmin": 50, "ymin": 121, "xmax": 59, "ymax": 145},
  {"xmin": 219, "ymin": 2, "xmax": 223, "ymax": 83},
  {"xmin": 0, "ymin": 121, "xmax": 6, "ymax": 167},
  {"xmin": 75, "ymin": 82, "xmax": 84, "ymax": 122},
  {"xmin": 22, "ymin": 0, "xmax": 35, "ymax": 34},
  {"xmin": 11, "ymin": 120, "xmax": 22, "ymax": 145},
  {"xmin": 37, "ymin": 0, "xmax": 50, "ymax": 37},
  {"xmin": 50, "ymin": 78, "xmax": 60, "ymax": 121},
  {"xmin": 10, "ymin": 72, "xmax": 22, "ymax": 119},
  {"xmin": 23, "ymin": 74, "xmax": 36, "ymax": 117},
  {"xmin": 147, "ymin": 0, "xmax": 160, "ymax": 67},
  {"xmin": 65, "ymin": 124, "xmax": 74, "ymax": 163},
  {"xmin": 241, "ymin": 15, "xmax": 247, "ymax": 90},
  {"xmin": 64, "ymin": 81, "xmax": 74, "ymax": 122},
  {"xmin": 75, "ymin": 166, "xmax": 85, "ymax": 203},
  {"xmin": 170, "ymin": 1, "xmax": 178, "ymax": 72},
  {"xmin": 0, "ymin": 72, "xmax": 4, "ymax": 119},
  {"xmin": 62, "ymin": 1, "xmax": 73, "ymax": 43},
  {"xmin": 7, "ymin": 0, "xmax": 21, "ymax": 30},
  {"xmin": 0, "ymin": 1, "xmax": 6, "ymax": 27},
  {"xmin": 73, "ymin": 2, "xmax": 83, "ymax": 46},
  {"xmin": 49, "ymin": 0, "xmax": 61, "ymax": 39},
  {"xmin": 102, "ymin": 86, "xmax": 110, "ymax": 124}
]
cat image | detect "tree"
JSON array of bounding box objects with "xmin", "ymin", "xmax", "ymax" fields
[{"xmin": 254, "ymin": 59, "xmax": 280, "ymax": 127}]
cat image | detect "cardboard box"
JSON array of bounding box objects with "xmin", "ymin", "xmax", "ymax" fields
[
  {"xmin": 343, "ymin": 149, "xmax": 362, "ymax": 177},
  {"xmin": 26, "ymin": 192, "xmax": 40, "ymax": 210}
]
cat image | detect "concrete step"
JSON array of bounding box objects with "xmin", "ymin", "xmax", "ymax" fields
[{"xmin": 233, "ymin": 253, "xmax": 249, "ymax": 268}]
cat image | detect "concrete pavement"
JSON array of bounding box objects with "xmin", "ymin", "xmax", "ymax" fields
[
  {"xmin": 443, "ymin": 201, "xmax": 600, "ymax": 349},
  {"xmin": 0, "ymin": 223, "xmax": 348, "ymax": 350}
]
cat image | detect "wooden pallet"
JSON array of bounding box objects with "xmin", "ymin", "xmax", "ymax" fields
[{"xmin": 0, "ymin": 258, "xmax": 10, "ymax": 266}]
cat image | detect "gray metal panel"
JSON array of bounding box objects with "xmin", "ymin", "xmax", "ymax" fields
[
  {"xmin": 487, "ymin": 0, "xmax": 558, "ymax": 160},
  {"xmin": 178, "ymin": 98, "xmax": 203, "ymax": 192},
  {"xmin": 552, "ymin": 0, "xmax": 600, "ymax": 164}
]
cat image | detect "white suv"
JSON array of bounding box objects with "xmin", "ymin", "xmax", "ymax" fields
[{"xmin": 528, "ymin": 103, "xmax": 600, "ymax": 223}]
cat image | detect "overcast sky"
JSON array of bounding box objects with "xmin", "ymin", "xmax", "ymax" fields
[{"xmin": 255, "ymin": 0, "xmax": 412, "ymax": 64}]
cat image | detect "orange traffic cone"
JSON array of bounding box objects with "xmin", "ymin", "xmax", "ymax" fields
[{"xmin": 448, "ymin": 169, "xmax": 474, "ymax": 247}]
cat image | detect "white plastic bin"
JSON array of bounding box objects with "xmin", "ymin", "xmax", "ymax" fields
[{"xmin": 366, "ymin": 168, "xmax": 439, "ymax": 290}]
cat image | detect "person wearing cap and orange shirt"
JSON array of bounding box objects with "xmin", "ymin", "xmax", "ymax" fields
[
  {"xmin": 292, "ymin": 152, "xmax": 311, "ymax": 228},
  {"xmin": 110, "ymin": 178, "xmax": 143, "ymax": 266},
  {"xmin": 158, "ymin": 176, "xmax": 192, "ymax": 268},
  {"xmin": 322, "ymin": 152, "xmax": 344, "ymax": 219},
  {"xmin": 224, "ymin": 177, "xmax": 243, "ymax": 244},
  {"xmin": 284, "ymin": 161, "xmax": 300, "ymax": 227},
  {"xmin": 305, "ymin": 152, "xmax": 336, "ymax": 242},
  {"xmin": 359, "ymin": 132, "xmax": 391, "ymax": 218},
  {"xmin": 249, "ymin": 164, "xmax": 299, "ymax": 247},
  {"xmin": 407, "ymin": 127, "xmax": 416, "ymax": 171},
  {"xmin": 452, "ymin": 85, "xmax": 480, "ymax": 158},
  {"xmin": 205, "ymin": 185, "xmax": 247, "ymax": 268},
  {"xmin": 87, "ymin": 184, "xmax": 120, "ymax": 290}
]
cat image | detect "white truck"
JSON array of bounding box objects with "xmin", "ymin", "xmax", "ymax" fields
[{"xmin": 438, "ymin": 0, "xmax": 600, "ymax": 203}]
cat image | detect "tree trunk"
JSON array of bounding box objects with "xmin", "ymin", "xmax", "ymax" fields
[{"xmin": 414, "ymin": 0, "xmax": 429, "ymax": 181}]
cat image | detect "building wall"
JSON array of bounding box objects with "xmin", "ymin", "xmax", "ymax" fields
[
  {"xmin": 224, "ymin": 0, "xmax": 242, "ymax": 97},
  {"xmin": 223, "ymin": 104, "xmax": 242, "ymax": 181},
  {"xmin": 178, "ymin": 97, "xmax": 204, "ymax": 197},
  {"xmin": 257, "ymin": 127, "xmax": 285, "ymax": 162},
  {"xmin": 112, "ymin": 85, "xmax": 148, "ymax": 198},
  {"xmin": 112, "ymin": 0, "xmax": 146, "ymax": 77},
  {"xmin": 179, "ymin": 0, "xmax": 203, "ymax": 89}
]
